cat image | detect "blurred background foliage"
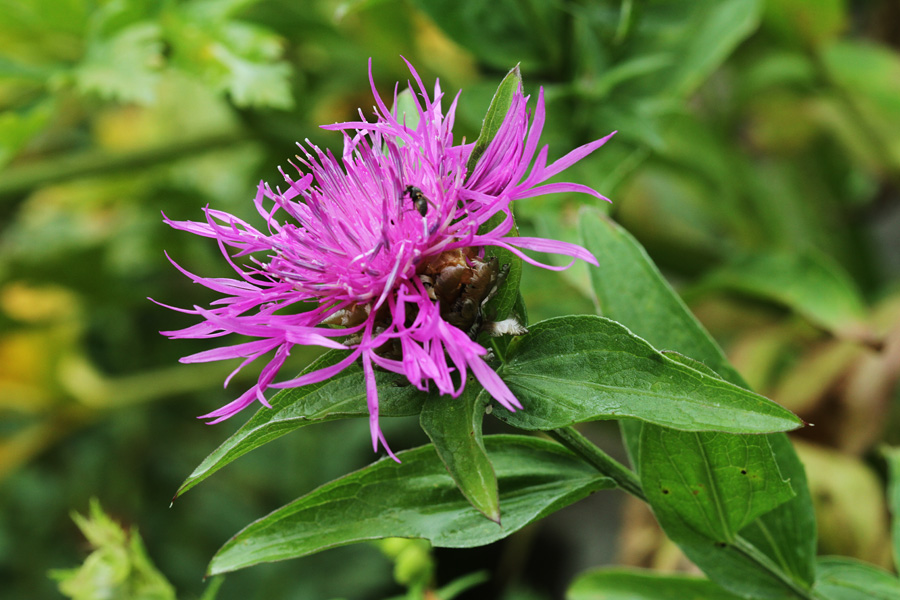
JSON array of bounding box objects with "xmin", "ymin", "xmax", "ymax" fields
[{"xmin": 1, "ymin": 0, "xmax": 899, "ymax": 598}]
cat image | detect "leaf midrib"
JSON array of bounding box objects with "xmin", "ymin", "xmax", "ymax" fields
[{"xmin": 503, "ymin": 373, "xmax": 781, "ymax": 418}]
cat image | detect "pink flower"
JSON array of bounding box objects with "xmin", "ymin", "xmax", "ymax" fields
[{"xmin": 160, "ymin": 59, "xmax": 614, "ymax": 458}]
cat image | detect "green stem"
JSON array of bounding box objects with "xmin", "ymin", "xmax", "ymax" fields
[
  {"xmin": 516, "ymin": 0, "xmax": 561, "ymax": 72},
  {"xmin": 0, "ymin": 130, "xmax": 248, "ymax": 199},
  {"xmin": 548, "ymin": 426, "xmax": 645, "ymax": 501},
  {"xmin": 549, "ymin": 425, "xmax": 817, "ymax": 600}
]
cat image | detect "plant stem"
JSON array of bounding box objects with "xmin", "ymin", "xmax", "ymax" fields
[
  {"xmin": 548, "ymin": 426, "xmax": 645, "ymax": 501},
  {"xmin": 0, "ymin": 130, "xmax": 247, "ymax": 200},
  {"xmin": 549, "ymin": 425, "xmax": 817, "ymax": 600}
]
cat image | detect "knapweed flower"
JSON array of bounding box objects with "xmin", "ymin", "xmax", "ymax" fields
[{"xmin": 161, "ymin": 60, "xmax": 614, "ymax": 458}]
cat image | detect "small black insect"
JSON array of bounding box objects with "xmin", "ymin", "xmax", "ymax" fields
[{"xmin": 404, "ymin": 185, "xmax": 429, "ymax": 217}]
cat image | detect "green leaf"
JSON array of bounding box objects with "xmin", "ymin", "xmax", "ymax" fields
[
  {"xmin": 663, "ymin": 0, "xmax": 763, "ymax": 96},
  {"xmin": 611, "ymin": 0, "xmax": 762, "ymax": 99},
  {"xmin": 175, "ymin": 350, "xmax": 425, "ymax": 498},
  {"xmin": 0, "ymin": 57, "xmax": 56, "ymax": 82},
  {"xmin": 493, "ymin": 315, "xmax": 801, "ymax": 434},
  {"xmin": 588, "ymin": 54, "xmax": 675, "ymax": 99},
  {"xmin": 696, "ymin": 250, "xmax": 868, "ymax": 337},
  {"xmin": 884, "ymin": 446, "xmax": 900, "ymax": 572},
  {"xmin": 0, "ymin": 98, "xmax": 55, "ymax": 168},
  {"xmin": 659, "ymin": 351, "xmax": 722, "ymax": 377},
  {"xmin": 465, "ymin": 64, "xmax": 522, "ymax": 175},
  {"xmin": 73, "ymin": 22, "xmax": 163, "ymax": 105},
  {"xmin": 477, "ymin": 196, "xmax": 524, "ymax": 341},
  {"xmin": 467, "ymin": 67, "xmax": 525, "ymax": 332},
  {"xmin": 629, "ymin": 520, "xmax": 802, "ymax": 599},
  {"xmin": 392, "ymin": 88, "xmax": 421, "ymax": 134},
  {"xmin": 821, "ymin": 40, "xmax": 900, "ymax": 170},
  {"xmin": 49, "ymin": 499, "xmax": 176, "ymax": 600},
  {"xmin": 208, "ymin": 435, "xmax": 614, "ymax": 575},
  {"xmin": 567, "ymin": 568, "xmax": 744, "ymax": 600},
  {"xmin": 165, "ymin": 3, "xmax": 294, "ymax": 109},
  {"xmin": 579, "ymin": 209, "xmax": 816, "ymax": 596},
  {"xmin": 636, "ymin": 429, "xmax": 814, "ymax": 599},
  {"xmin": 639, "ymin": 429, "xmax": 813, "ymax": 599},
  {"xmin": 813, "ymin": 557, "xmax": 900, "ymax": 600},
  {"xmin": 579, "ymin": 208, "xmax": 741, "ymax": 382},
  {"xmin": 0, "ymin": 0, "xmax": 91, "ymax": 38},
  {"xmin": 763, "ymin": 0, "xmax": 845, "ymax": 47},
  {"xmin": 420, "ymin": 385, "xmax": 499, "ymax": 522},
  {"xmin": 736, "ymin": 433, "xmax": 817, "ymax": 588},
  {"xmin": 409, "ymin": 0, "xmax": 562, "ymax": 70},
  {"xmin": 214, "ymin": 48, "xmax": 294, "ymax": 109},
  {"xmin": 640, "ymin": 427, "xmax": 794, "ymax": 541},
  {"xmin": 481, "ymin": 211, "xmax": 524, "ymax": 329}
]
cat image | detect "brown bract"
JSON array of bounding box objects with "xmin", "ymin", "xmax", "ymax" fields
[{"xmin": 419, "ymin": 248, "xmax": 507, "ymax": 339}]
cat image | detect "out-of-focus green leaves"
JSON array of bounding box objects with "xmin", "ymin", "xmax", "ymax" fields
[
  {"xmin": 764, "ymin": 0, "xmax": 846, "ymax": 47},
  {"xmin": 164, "ymin": 0, "xmax": 294, "ymax": 109},
  {"xmin": 2, "ymin": 0, "xmax": 294, "ymax": 110},
  {"xmin": 74, "ymin": 22, "xmax": 163, "ymax": 105},
  {"xmin": 798, "ymin": 441, "xmax": 892, "ymax": 567},
  {"xmin": 812, "ymin": 557, "xmax": 900, "ymax": 600},
  {"xmin": 0, "ymin": 0, "xmax": 92, "ymax": 60},
  {"xmin": 820, "ymin": 40, "xmax": 900, "ymax": 171},
  {"xmin": 375, "ymin": 538, "xmax": 490, "ymax": 599},
  {"xmin": 49, "ymin": 498, "xmax": 226, "ymax": 600},
  {"xmin": 208, "ymin": 435, "xmax": 614, "ymax": 575},
  {"xmin": 0, "ymin": 99, "xmax": 55, "ymax": 168},
  {"xmin": 567, "ymin": 568, "xmax": 744, "ymax": 600},
  {"xmin": 885, "ymin": 447, "xmax": 900, "ymax": 571},
  {"xmin": 568, "ymin": 0, "xmax": 763, "ymax": 100},
  {"xmin": 376, "ymin": 537, "xmax": 434, "ymax": 595},
  {"xmin": 695, "ymin": 250, "xmax": 869, "ymax": 338},
  {"xmin": 432, "ymin": 571, "xmax": 490, "ymax": 600},
  {"xmin": 653, "ymin": 0, "xmax": 763, "ymax": 98},
  {"xmin": 612, "ymin": 163, "xmax": 732, "ymax": 272},
  {"xmin": 408, "ymin": 0, "xmax": 563, "ymax": 71},
  {"xmin": 49, "ymin": 498, "xmax": 177, "ymax": 600}
]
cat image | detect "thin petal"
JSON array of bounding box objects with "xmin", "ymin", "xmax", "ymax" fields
[
  {"xmin": 270, "ymin": 348, "xmax": 361, "ymax": 388},
  {"xmin": 467, "ymin": 355, "xmax": 522, "ymax": 411},
  {"xmin": 179, "ymin": 339, "xmax": 280, "ymax": 364},
  {"xmin": 541, "ymin": 131, "xmax": 616, "ymax": 180},
  {"xmin": 504, "ymin": 236, "xmax": 599, "ymax": 267},
  {"xmin": 199, "ymin": 387, "xmax": 260, "ymax": 423},
  {"xmin": 362, "ymin": 351, "xmax": 399, "ymax": 462}
]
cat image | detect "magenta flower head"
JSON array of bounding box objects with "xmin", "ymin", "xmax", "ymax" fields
[{"xmin": 160, "ymin": 59, "xmax": 614, "ymax": 459}]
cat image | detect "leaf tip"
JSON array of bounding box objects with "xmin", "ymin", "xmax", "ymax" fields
[{"xmin": 173, "ymin": 479, "xmax": 194, "ymax": 501}]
